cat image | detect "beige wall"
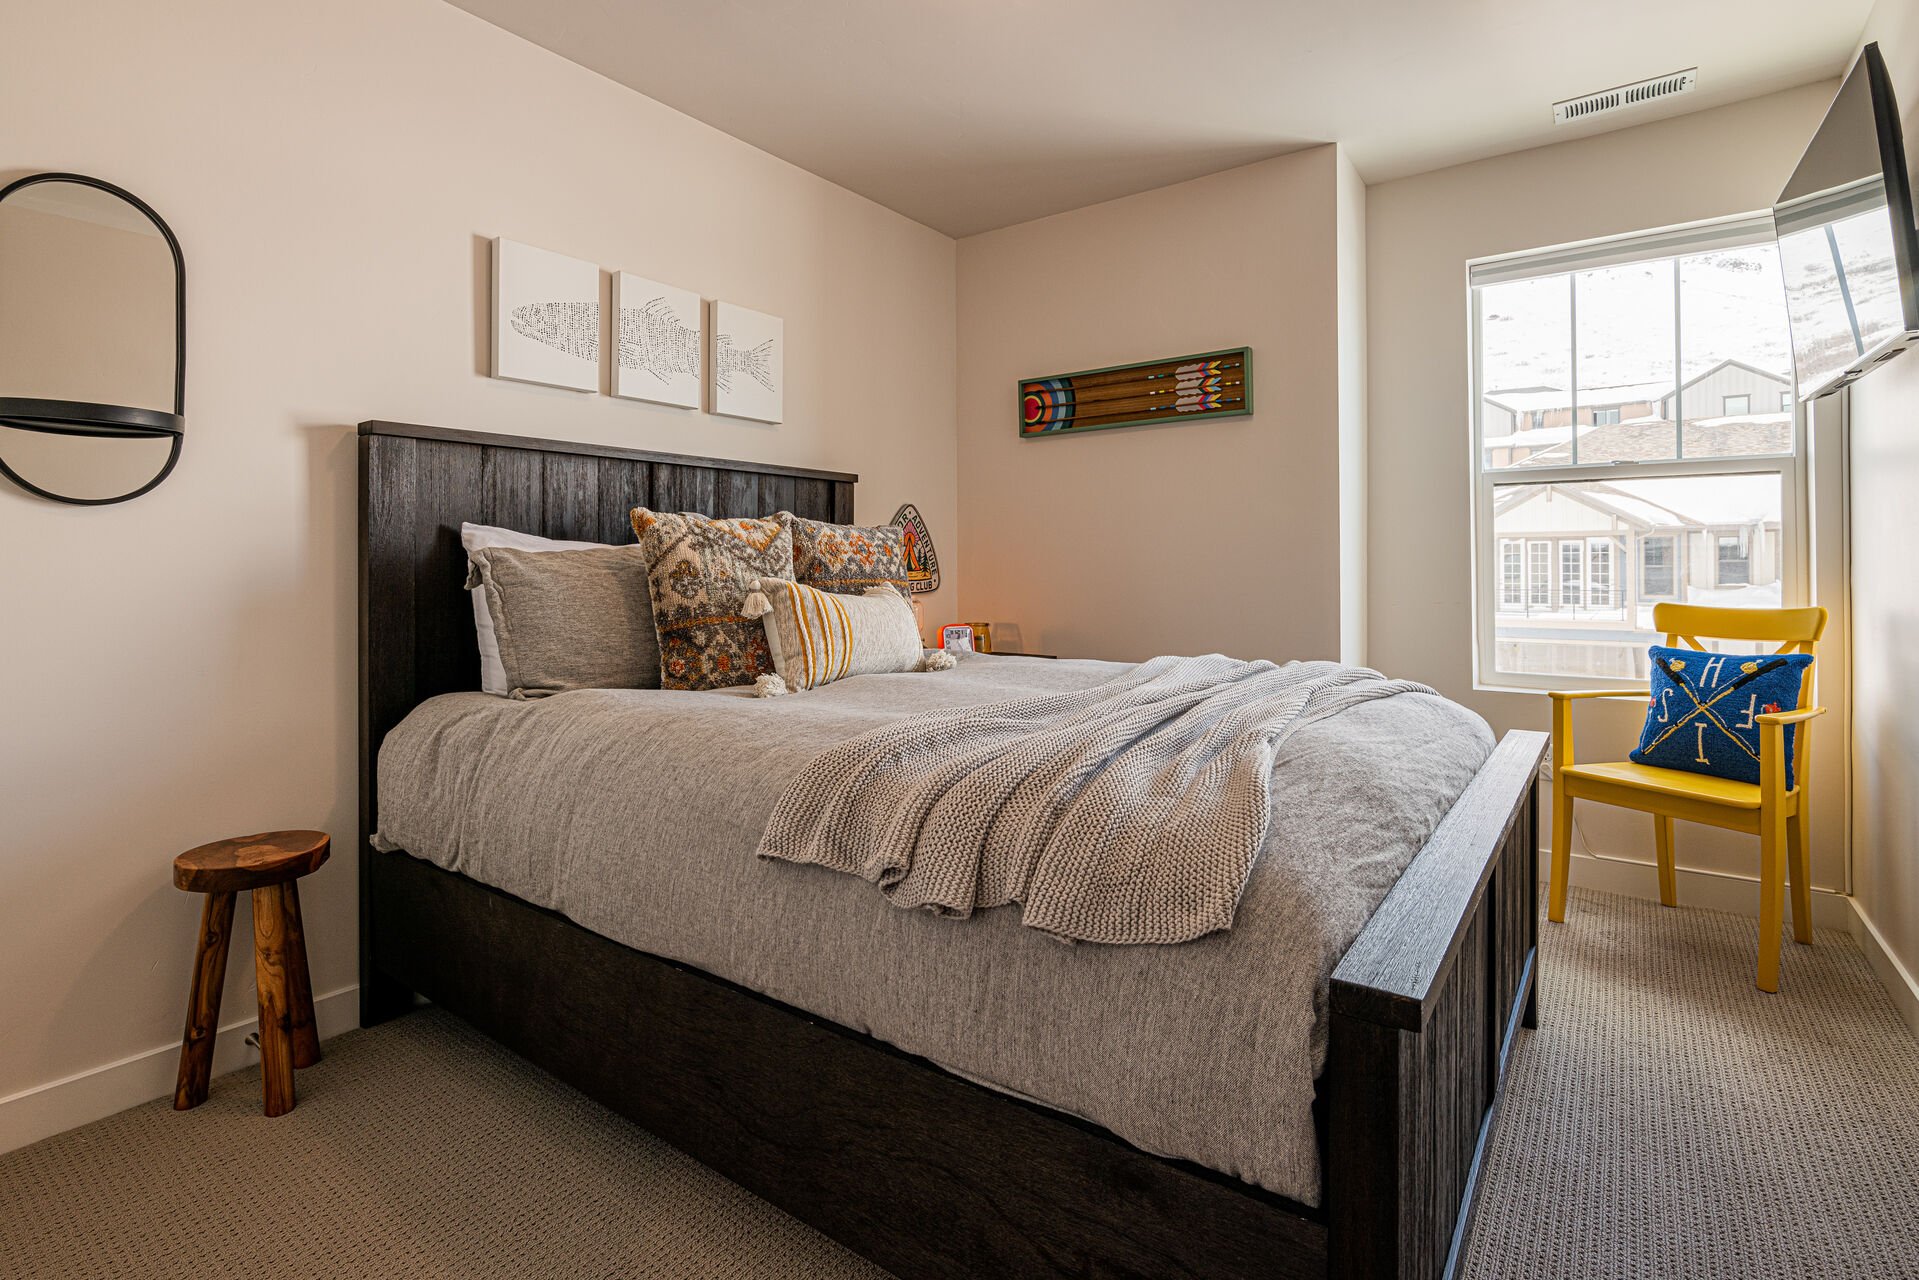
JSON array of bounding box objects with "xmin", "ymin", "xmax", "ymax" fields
[
  {"xmin": 1847, "ymin": 0, "xmax": 1919, "ymax": 1024},
  {"xmin": 954, "ymin": 146, "xmax": 1359, "ymax": 664},
  {"xmin": 1366, "ymin": 83, "xmax": 1849, "ymax": 896},
  {"xmin": 0, "ymin": 0, "xmax": 956, "ymax": 1132}
]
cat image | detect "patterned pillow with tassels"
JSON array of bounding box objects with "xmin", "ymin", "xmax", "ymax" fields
[
  {"xmin": 630, "ymin": 508, "xmax": 793, "ymax": 691},
  {"xmin": 1630, "ymin": 645, "xmax": 1814, "ymax": 788}
]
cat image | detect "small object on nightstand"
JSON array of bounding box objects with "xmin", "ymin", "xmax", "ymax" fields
[
  {"xmin": 172, "ymin": 830, "xmax": 329, "ymax": 1117},
  {"xmin": 939, "ymin": 624, "xmax": 974, "ymax": 652}
]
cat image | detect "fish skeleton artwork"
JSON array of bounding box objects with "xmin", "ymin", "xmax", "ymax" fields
[
  {"xmin": 710, "ymin": 301, "xmax": 784, "ymax": 423},
  {"xmin": 714, "ymin": 333, "xmax": 778, "ymax": 394},
  {"xmin": 619, "ymin": 296, "xmax": 701, "ymax": 384},
  {"xmin": 509, "ymin": 301, "xmax": 600, "ymax": 363}
]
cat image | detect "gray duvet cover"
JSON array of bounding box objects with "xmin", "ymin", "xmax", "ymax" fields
[{"xmin": 374, "ymin": 652, "xmax": 1492, "ymax": 1206}]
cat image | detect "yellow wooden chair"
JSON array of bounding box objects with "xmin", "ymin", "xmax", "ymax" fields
[{"xmin": 1547, "ymin": 603, "xmax": 1828, "ymax": 992}]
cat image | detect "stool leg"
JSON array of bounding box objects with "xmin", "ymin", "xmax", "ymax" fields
[
  {"xmin": 252, "ymin": 883, "xmax": 297, "ymax": 1116},
  {"xmin": 174, "ymin": 892, "xmax": 236, "ymax": 1110},
  {"xmin": 284, "ymin": 881, "xmax": 321, "ymax": 1069}
]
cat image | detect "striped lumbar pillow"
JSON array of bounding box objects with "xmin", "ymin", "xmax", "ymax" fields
[{"xmin": 744, "ymin": 579, "xmax": 950, "ymax": 694}]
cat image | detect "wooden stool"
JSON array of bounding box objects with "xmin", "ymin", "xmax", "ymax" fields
[{"xmin": 172, "ymin": 830, "xmax": 329, "ymax": 1116}]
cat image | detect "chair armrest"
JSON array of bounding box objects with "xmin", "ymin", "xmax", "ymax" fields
[
  {"xmin": 1757, "ymin": 706, "xmax": 1824, "ymax": 794},
  {"xmin": 1756, "ymin": 705, "xmax": 1826, "ymax": 727},
  {"xmin": 1547, "ymin": 688, "xmax": 1651, "ymax": 702},
  {"xmin": 1547, "ymin": 688, "xmax": 1650, "ymax": 773}
]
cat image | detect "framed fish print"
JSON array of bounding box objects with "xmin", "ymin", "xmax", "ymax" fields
[
  {"xmin": 491, "ymin": 238, "xmax": 601, "ymax": 392},
  {"xmin": 611, "ymin": 272, "xmax": 702, "ymax": 408},
  {"xmin": 711, "ymin": 301, "xmax": 784, "ymax": 423},
  {"xmin": 1019, "ymin": 347, "xmax": 1252, "ymax": 438}
]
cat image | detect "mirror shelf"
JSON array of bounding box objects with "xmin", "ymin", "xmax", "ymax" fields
[{"xmin": 0, "ymin": 172, "xmax": 186, "ymax": 505}]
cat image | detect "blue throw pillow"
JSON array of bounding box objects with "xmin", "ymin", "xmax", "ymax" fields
[{"xmin": 1631, "ymin": 646, "xmax": 1813, "ymax": 788}]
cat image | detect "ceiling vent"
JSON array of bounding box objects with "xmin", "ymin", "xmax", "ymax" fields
[{"xmin": 1554, "ymin": 69, "xmax": 1697, "ymax": 125}]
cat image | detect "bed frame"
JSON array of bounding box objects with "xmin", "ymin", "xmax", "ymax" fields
[{"xmin": 358, "ymin": 419, "xmax": 1547, "ymax": 1280}]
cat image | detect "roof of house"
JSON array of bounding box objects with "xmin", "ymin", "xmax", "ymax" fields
[
  {"xmin": 1494, "ymin": 472, "xmax": 1781, "ymax": 529},
  {"xmin": 1483, "ymin": 358, "xmax": 1792, "ymax": 417},
  {"xmin": 1513, "ymin": 414, "xmax": 1791, "ymax": 465}
]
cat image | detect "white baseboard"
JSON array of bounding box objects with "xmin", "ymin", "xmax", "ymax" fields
[
  {"xmin": 1848, "ymin": 901, "xmax": 1919, "ymax": 1042},
  {"xmin": 1543, "ymin": 847, "xmax": 1855, "ymax": 931},
  {"xmin": 0, "ymin": 984, "xmax": 360, "ymax": 1156}
]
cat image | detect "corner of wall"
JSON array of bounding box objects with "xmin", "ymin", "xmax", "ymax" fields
[{"xmin": 1335, "ymin": 146, "xmax": 1368, "ymax": 666}]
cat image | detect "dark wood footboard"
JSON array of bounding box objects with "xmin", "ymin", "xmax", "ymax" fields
[{"xmin": 1326, "ymin": 729, "xmax": 1547, "ymax": 1280}]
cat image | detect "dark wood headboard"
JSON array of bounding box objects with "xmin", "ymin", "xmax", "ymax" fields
[{"xmin": 356, "ymin": 419, "xmax": 856, "ymax": 1018}]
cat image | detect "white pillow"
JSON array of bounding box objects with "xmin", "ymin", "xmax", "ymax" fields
[{"xmin": 460, "ymin": 523, "xmax": 604, "ymax": 694}]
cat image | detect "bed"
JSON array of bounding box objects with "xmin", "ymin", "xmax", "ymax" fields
[{"xmin": 358, "ymin": 419, "xmax": 1546, "ymax": 1280}]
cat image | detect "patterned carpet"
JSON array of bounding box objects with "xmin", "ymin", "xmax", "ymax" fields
[{"xmin": 1, "ymin": 888, "xmax": 1915, "ymax": 1278}]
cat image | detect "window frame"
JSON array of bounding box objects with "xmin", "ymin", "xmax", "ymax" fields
[
  {"xmin": 1586, "ymin": 535, "xmax": 1615, "ymax": 609},
  {"xmin": 1723, "ymin": 393, "xmax": 1751, "ymax": 416},
  {"xmin": 1467, "ymin": 212, "xmax": 1808, "ymax": 693},
  {"xmin": 1498, "ymin": 538, "xmax": 1523, "ymax": 608},
  {"xmin": 1639, "ymin": 533, "xmax": 1678, "ymax": 600},
  {"xmin": 1558, "ymin": 539, "xmax": 1584, "ymax": 607},
  {"xmin": 1714, "ymin": 529, "xmax": 1753, "ymax": 587},
  {"xmin": 1525, "ymin": 538, "xmax": 1553, "ymax": 608}
]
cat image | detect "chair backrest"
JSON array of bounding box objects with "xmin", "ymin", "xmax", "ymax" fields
[{"xmin": 1651, "ymin": 603, "xmax": 1826, "ymax": 712}]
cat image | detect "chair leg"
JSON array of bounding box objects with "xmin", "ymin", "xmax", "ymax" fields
[
  {"xmin": 174, "ymin": 892, "xmax": 235, "ymax": 1110},
  {"xmin": 1756, "ymin": 799, "xmax": 1787, "ymax": 993},
  {"xmin": 252, "ymin": 883, "xmax": 297, "ymax": 1117},
  {"xmin": 1787, "ymin": 808, "xmax": 1813, "ymax": 946},
  {"xmin": 1654, "ymin": 815, "xmax": 1677, "ymax": 907},
  {"xmin": 1548, "ymin": 784, "xmax": 1574, "ymax": 923},
  {"xmin": 283, "ymin": 881, "xmax": 322, "ymax": 1069}
]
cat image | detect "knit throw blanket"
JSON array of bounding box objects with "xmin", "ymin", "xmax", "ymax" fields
[{"xmin": 756, "ymin": 655, "xmax": 1438, "ymax": 944}]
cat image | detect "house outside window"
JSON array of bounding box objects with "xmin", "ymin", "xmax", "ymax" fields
[{"xmin": 1471, "ymin": 213, "xmax": 1803, "ymax": 688}]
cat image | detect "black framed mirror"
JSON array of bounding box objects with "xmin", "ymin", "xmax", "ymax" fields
[{"xmin": 0, "ymin": 172, "xmax": 185, "ymax": 505}]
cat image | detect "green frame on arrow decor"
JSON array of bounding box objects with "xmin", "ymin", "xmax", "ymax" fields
[{"xmin": 1017, "ymin": 346, "xmax": 1253, "ymax": 439}]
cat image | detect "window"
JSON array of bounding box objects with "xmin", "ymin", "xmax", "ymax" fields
[
  {"xmin": 1473, "ymin": 214, "xmax": 1802, "ymax": 688},
  {"xmin": 1499, "ymin": 539, "xmax": 1523, "ymax": 608},
  {"xmin": 1716, "ymin": 532, "xmax": 1751, "ymax": 587},
  {"xmin": 1641, "ymin": 535, "xmax": 1676, "ymax": 598},
  {"xmin": 1588, "ymin": 537, "xmax": 1615, "ymax": 608},
  {"xmin": 1527, "ymin": 540, "xmax": 1551, "ymax": 607},
  {"xmin": 1560, "ymin": 540, "xmax": 1584, "ymax": 606}
]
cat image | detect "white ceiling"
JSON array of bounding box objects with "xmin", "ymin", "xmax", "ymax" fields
[{"xmin": 448, "ymin": 0, "xmax": 1873, "ymax": 238}]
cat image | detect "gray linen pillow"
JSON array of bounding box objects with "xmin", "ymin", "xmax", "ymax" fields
[{"xmin": 464, "ymin": 544, "xmax": 661, "ymax": 698}]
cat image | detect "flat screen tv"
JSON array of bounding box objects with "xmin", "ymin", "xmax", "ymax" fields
[{"xmin": 1774, "ymin": 42, "xmax": 1919, "ymax": 401}]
